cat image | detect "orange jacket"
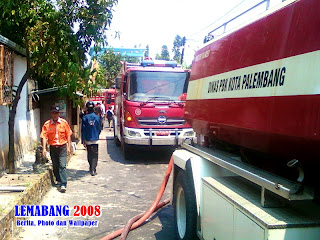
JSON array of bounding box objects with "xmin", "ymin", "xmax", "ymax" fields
[{"xmin": 40, "ymin": 118, "xmax": 72, "ymax": 146}]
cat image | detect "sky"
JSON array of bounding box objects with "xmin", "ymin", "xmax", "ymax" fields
[{"xmin": 105, "ymin": 0, "xmax": 284, "ymax": 65}]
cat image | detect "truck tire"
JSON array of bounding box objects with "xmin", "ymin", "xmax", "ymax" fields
[
  {"xmin": 173, "ymin": 167, "xmax": 198, "ymax": 240},
  {"xmin": 121, "ymin": 136, "xmax": 132, "ymax": 160},
  {"xmin": 113, "ymin": 126, "xmax": 121, "ymax": 147}
]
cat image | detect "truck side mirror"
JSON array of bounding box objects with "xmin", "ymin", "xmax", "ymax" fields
[
  {"xmin": 123, "ymin": 75, "xmax": 127, "ymax": 93},
  {"xmin": 115, "ymin": 77, "xmax": 121, "ymax": 89}
]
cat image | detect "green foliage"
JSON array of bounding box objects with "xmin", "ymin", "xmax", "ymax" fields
[
  {"xmin": 172, "ymin": 35, "xmax": 186, "ymax": 64},
  {"xmin": 144, "ymin": 45, "xmax": 149, "ymax": 58},
  {"xmin": 155, "ymin": 53, "xmax": 161, "ymax": 60},
  {"xmin": 97, "ymin": 49, "xmax": 122, "ymax": 88},
  {"xmin": 123, "ymin": 56, "xmax": 140, "ymax": 63},
  {"xmin": 183, "ymin": 62, "xmax": 192, "ymax": 70},
  {"xmin": 156, "ymin": 45, "xmax": 170, "ymax": 60},
  {"xmin": 0, "ymin": 205, "xmax": 4, "ymax": 215},
  {"xmin": 172, "ymin": 35, "xmax": 182, "ymax": 63},
  {"xmin": 0, "ymin": 0, "xmax": 118, "ymax": 97},
  {"xmin": 58, "ymin": 0, "xmax": 117, "ymax": 52}
]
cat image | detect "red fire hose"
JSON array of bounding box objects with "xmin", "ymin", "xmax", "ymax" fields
[
  {"xmin": 100, "ymin": 156, "xmax": 173, "ymax": 240},
  {"xmin": 119, "ymin": 198, "xmax": 170, "ymax": 240}
]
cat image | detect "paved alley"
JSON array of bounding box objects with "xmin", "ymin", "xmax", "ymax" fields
[{"xmin": 14, "ymin": 128, "xmax": 175, "ymax": 240}]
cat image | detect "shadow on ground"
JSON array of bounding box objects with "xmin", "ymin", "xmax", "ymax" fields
[
  {"xmin": 66, "ymin": 168, "xmax": 88, "ymax": 182},
  {"xmin": 105, "ymin": 136, "xmax": 174, "ymax": 165},
  {"xmin": 153, "ymin": 205, "xmax": 176, "ymax": 240}
]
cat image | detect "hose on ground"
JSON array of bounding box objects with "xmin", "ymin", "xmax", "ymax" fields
[
  {"xmin": 119, "ymin": 198, "xmax": 170, "ymax": 240},
  {"xmin": 100, "ymin": 156, "xmax": 173, "ymax": 240}
]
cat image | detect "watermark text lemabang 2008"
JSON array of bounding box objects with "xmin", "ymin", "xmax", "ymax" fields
[{"xmin": 15, "ymin": 205, "xmax": 101, "ymax": 227}]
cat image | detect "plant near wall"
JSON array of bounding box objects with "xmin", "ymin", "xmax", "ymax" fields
[{"xmin": 0, "ymin": 0, "xmax": 118, "ymax": 173}]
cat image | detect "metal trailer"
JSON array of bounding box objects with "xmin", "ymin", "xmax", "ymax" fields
[
  {"xmin": 172, "ymin": 1, "xmax": 320, "ymax": 239},
  {"xmin": 172, "ymin": 143, "xmax": 320, "ymax": 240}
]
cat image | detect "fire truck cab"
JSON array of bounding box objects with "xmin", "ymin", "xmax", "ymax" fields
[{"xmin": 113, "ymin": 60, "xmax": 196, "ymax": 159}]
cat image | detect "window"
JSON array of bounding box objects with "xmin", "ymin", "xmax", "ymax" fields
[{"xmin": 0, "ymin": 45, "xmax": 13, "ymax": 105}]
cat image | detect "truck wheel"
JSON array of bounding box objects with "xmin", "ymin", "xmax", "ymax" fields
[
  {"xmin": 173, "ymin": 168, "xmax": 198, "ymax": 240},
  {"xmin": 121, "ymin": 136, "xmax": 132, "ymax": 160},
  {"xmin": 113, "ymin": 127, "xmax": 121, "ymax": 147}
]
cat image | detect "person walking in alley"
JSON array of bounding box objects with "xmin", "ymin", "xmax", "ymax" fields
[
  {"xmin": 81, "ymin": 101, "xmax": 102, "ymax": 176},
  {"xmin": 41, "ymin": 106, "xmax": 72, "ymax": 193},
  {"xmin": 106, "ymin": 106, "xmax": 114, "ymax": 131},
  {"xmin": 101, "ymin": 100, "xmax": 106, "ymax": 121},
  {"xmin": 94, "ymin": 102, "xmax": 105, "ymax": 129}
]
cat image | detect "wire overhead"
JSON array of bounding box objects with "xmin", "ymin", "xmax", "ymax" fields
[{"xmin": 187, "ymin": 0, "xmax": 247, "ymax": 38}]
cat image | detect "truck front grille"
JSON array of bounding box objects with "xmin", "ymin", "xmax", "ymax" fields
[
  {"xmin": 137, "ymin": 117, "xmax": 185, "ymax": 126},
  {"xmin": 143, "ymin": 129, "xmax": 183, "ymax": 136}
]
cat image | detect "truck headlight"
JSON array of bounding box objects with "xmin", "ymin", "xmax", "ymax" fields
[
  {"xmin": 184, "ymin": 130, "xmax": 195, "ymax": 137},
  {"xmin": 128, "ymin": 130, "xmax": 141, "ymax": 137},
  {"xmin": 125, "ymin": 111, "xmax": 133, "ymax": 122}
]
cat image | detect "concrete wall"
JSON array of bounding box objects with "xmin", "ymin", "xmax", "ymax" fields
[{"xmin": 0, "ymin": 52, "xmax": 40, "ymax": 174}]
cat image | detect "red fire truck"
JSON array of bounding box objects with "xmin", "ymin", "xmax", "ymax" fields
[
  {"xmin": 89, "ymin": 91, "xmax": 104, "ymax": 103},
  {"xmin": 89, "ymin": 88, "xmax": 115, "ymax": 108},
  {"xmin": 172, "ymin": 0, "xmax": 320, "ymax": 239},
  {"xmin": 104, "ymin": 88, "xmax": 115, "ymax": 109},
  {"xmin": 113, "ymin": 60, "xmax": 195, "ymax": 159}
]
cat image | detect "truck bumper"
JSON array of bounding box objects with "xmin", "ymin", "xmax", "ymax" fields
[{"xmin": 123, "ymin": 127, "xmax": 196, "ymax": 146}]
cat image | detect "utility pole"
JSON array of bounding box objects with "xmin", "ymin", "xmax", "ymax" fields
[{"xmin": 180, "ymin": 36, "xmax": 186, "ymax": 65}]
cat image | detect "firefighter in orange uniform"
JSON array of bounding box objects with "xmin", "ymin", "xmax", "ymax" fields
[{"xmin": 40, "ymin": 105, "xmax": 72, "ymax": 193}]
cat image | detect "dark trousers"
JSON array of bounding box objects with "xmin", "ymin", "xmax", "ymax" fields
[
  {"xmin": 100, "ymin": 117, "xmax": 104, "ymax": 129},
  {"xmin": 87, "ymin": 144, "xmax": 98, "ymax": 172},
  {"xmin": 50, "ymin": 144, "xmax": 67, "ymax": 187},
  {"xmin": 107, "ymin": 118, "xmax": 112, "ymax": 128}
]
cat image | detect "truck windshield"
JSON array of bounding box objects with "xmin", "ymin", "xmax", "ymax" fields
[{"xmin": 128, "ymin": 71, "xmax": 189, "ymax": 102}]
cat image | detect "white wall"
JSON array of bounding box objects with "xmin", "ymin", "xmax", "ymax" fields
[
  {"xmin": 0, "ymin": 105, "xmax": 9, "ymax": 171},
  {"xmin": 0, "ymin": 52, "xmax": 41, "ymax": 173}
]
